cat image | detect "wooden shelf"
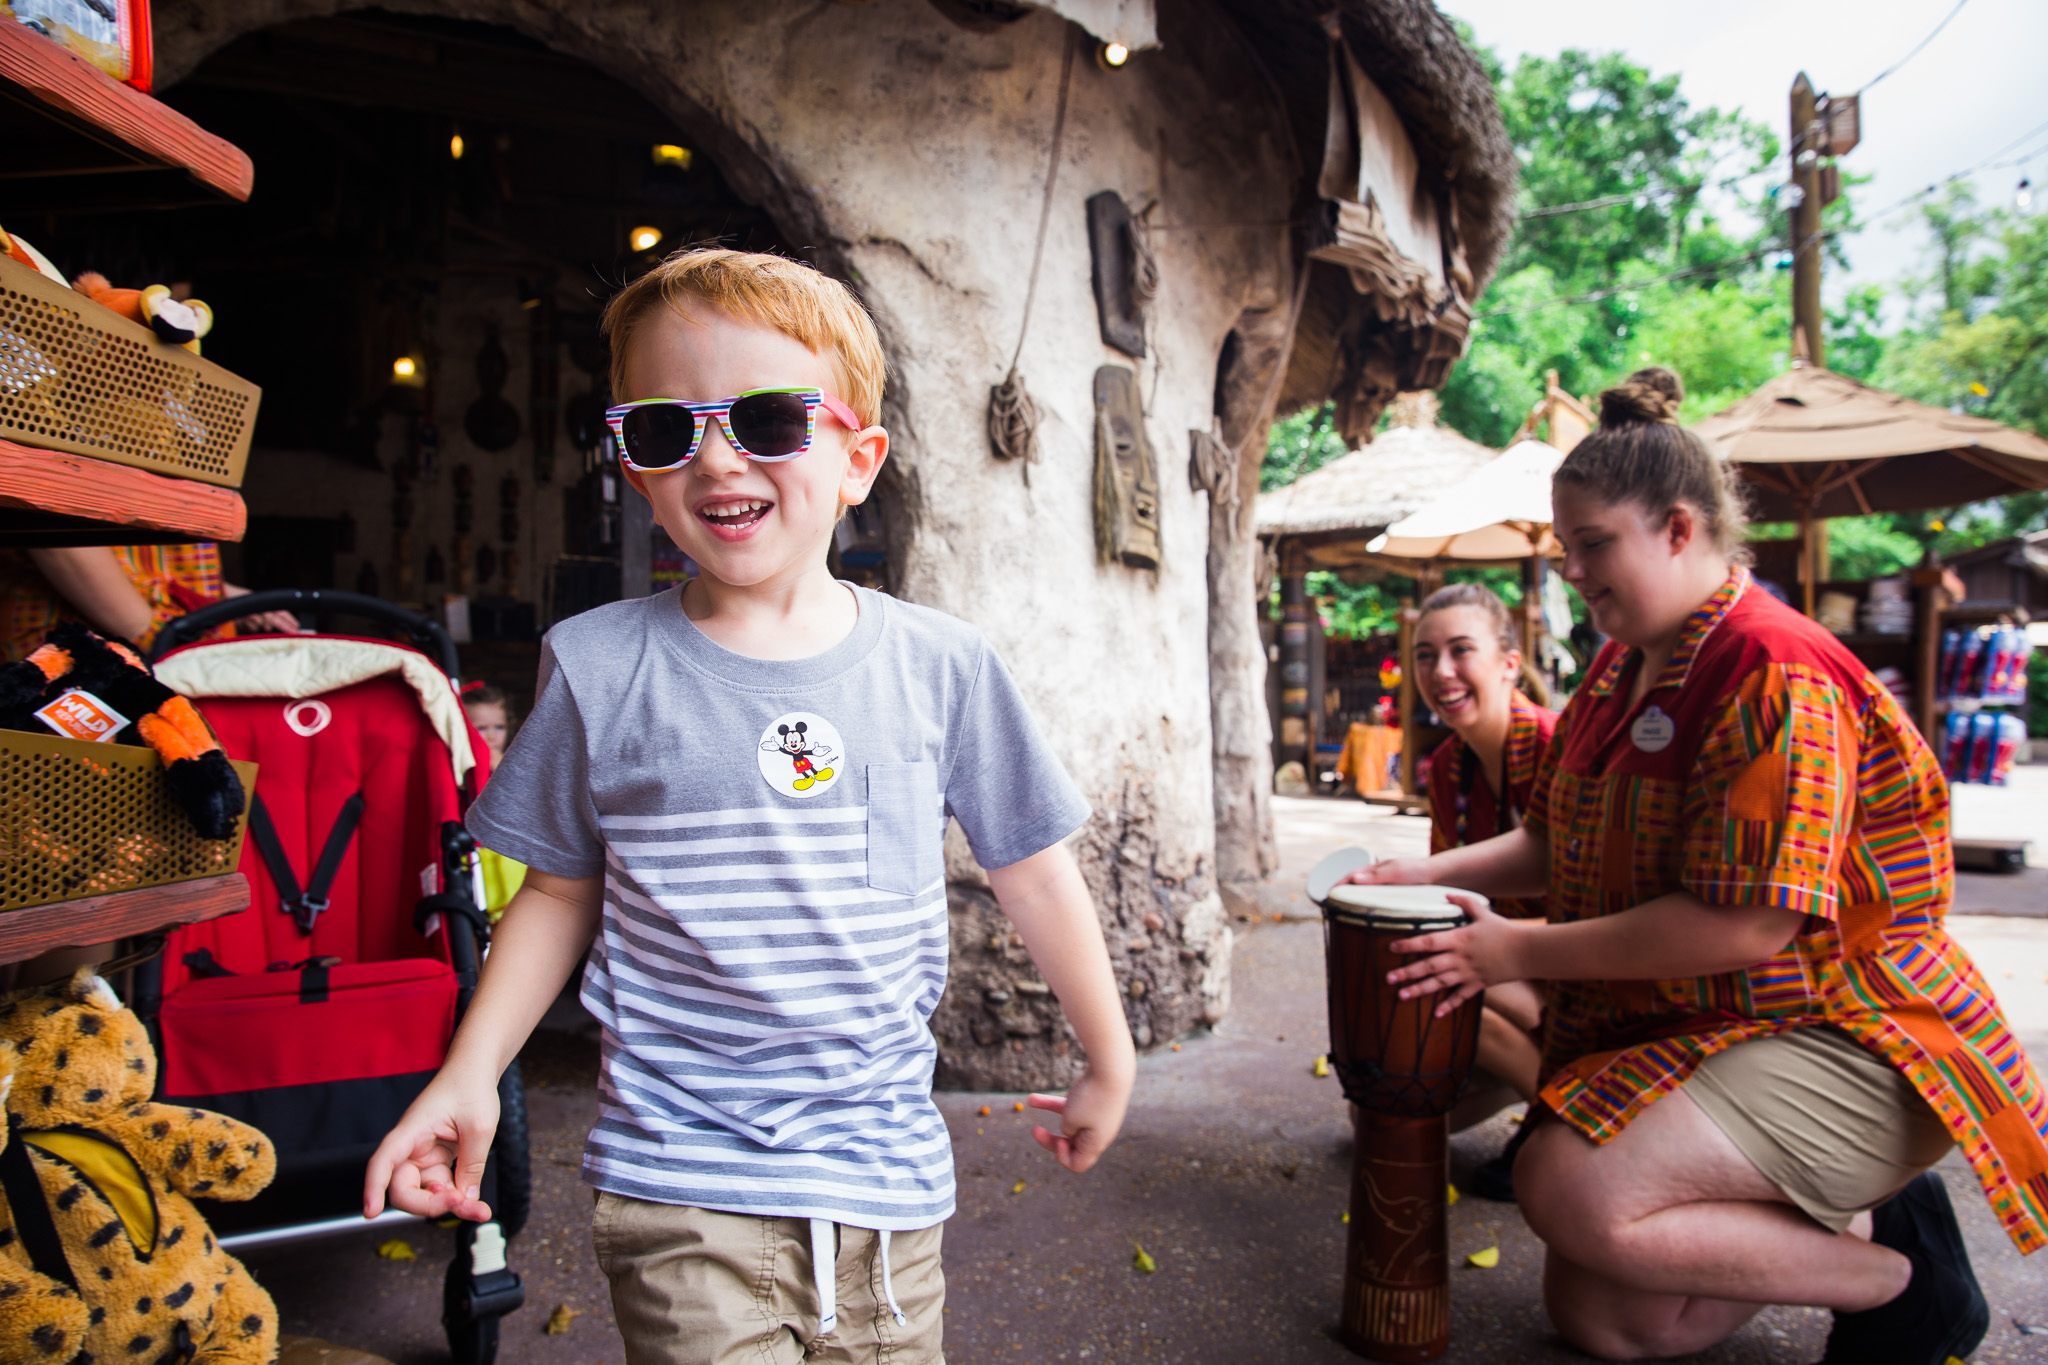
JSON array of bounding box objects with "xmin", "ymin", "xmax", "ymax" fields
[
  {"xmin": 0, "ymin": 21, "xmax": 253, "ymax": 213},
  {"xmin": 0, "ymin": 440, "xmax": 246, "ymax": 545},
  {"xmin": 0, "ymin": 873, "xmax": 247, "ymax": 967}
]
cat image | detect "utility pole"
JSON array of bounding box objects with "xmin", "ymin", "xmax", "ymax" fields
[{"xmin": 1789, "ymin": 72, "xmax": 1824, "ymax": 368}]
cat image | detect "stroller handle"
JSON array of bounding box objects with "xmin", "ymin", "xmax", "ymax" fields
[{"xmin": 147, "ymin": 589, "xmax": 462, "ymax": 678}]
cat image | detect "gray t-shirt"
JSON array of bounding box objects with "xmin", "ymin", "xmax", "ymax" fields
[{"xmin": 467, "ymin": 584, "xmax": 1089, "ymax": 1228}]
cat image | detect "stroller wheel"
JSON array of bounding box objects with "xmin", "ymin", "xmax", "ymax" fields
[
  {"xmin": 447, "ymin": 1311, "xmax": 500, "ymax": 1365},
  {"xmin": 494, "ymin": 1059, "xmax": 532, "ymax": 1240}
]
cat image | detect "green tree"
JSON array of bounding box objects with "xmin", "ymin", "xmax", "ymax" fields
[{"xmin": 1435, "ymin": 46, "xmax": 1791, "ymax": 445}]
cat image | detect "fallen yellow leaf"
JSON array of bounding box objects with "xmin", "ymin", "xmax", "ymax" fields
[
  {"xmin": 545, "ymin": 1303, "xmax": 582, "ymax": 1335},
  {"xmin": 1467, "ymin": 1246, "xmax": 1500, "ymax": 1269},
  {"xmin": 1312, "ymin": 1055, "xmax": 1330, "ymax": 1078},
  {"xmin": 1132, "ymin": 1244, "xmax": 1157, "ymax": 1273},
  {"xmin": 375, "ymin": 1239, "xmax": 416, "ymax": 1261},
  {"xmin": 1011, "ymin": 1179, "xmax": 1026, "ymax": 1195},
  {"xmin": 1447, "ymin": 1184, "xmax": 1460, "ymax": 1207}
]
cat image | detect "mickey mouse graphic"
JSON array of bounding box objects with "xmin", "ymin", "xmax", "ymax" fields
[{"xmin": 763, "ymin": 720, "xmax": 836, "ymax": 792}]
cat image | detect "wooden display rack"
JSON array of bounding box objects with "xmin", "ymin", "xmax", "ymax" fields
[{"xmin": 0, "ymin": 24, "xmax": 261, "ymax": 960}]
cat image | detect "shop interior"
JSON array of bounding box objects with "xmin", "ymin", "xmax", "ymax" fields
[{"xmin": 33, "ymin": 8, "xmax": 892, "ymax": 707}]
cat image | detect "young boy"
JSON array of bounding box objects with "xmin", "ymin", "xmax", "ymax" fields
[{"xmin": 364, "ymin": 249, "xmax": 1135, "ymax": 1362}]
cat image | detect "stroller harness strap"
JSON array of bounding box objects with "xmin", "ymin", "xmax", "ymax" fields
[{"xmin": 248, "ymin": 791, "xmax": 366, "ymax": 935}]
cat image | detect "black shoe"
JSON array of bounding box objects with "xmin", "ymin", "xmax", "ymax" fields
[
  {"xmin": 1819, "ymin": 1173, "xmax": 1989, "ymax": 1365},
  {"xmin": 1467, "ymin": 1115, "xmax": 1534, "ymax": 1203}
]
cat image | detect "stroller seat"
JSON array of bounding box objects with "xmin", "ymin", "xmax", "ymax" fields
[
  {"xmin": 150, "ymin": 657, "xmax": 476, "ymax": 1172},
  {"xmin": 138, "ymin": 595, "xmax": 527, "ymax": 1365}
]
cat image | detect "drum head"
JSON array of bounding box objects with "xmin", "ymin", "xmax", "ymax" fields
[
  {"xmin": 1324, "ymin": 883, "xmax": 1483, "ymax": 931},
  {"xmin": 1305, "ymin": 846, "xmax": 1376, "ymax": 904}
]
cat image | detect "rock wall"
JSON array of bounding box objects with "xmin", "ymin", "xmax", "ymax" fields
[{"xmin": 156, "ymin": 0, "xmax": 1297, "ymax": 1088}]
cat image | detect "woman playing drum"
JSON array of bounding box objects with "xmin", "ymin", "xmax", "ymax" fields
[
  {"xmin": 1411, "ymin": 582, "xmax": 1551, "ymax": 1200},
  {"xmin": 1350, "ymin": 368, "xmax": 2047, "ymax": 1364}
]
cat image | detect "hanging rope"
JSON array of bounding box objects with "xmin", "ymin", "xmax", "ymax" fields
[{"xmin": 988, "ymin": 26, "xmax": 1078, "ymax": 467}]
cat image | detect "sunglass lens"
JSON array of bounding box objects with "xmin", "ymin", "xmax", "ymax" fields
[
  {"xmin": 728, "ymin": 392, "xmax": 812, "ymax": 459},
  {"xmin": 621, "ymin": 404, "xmax": 698, "ymax": 468}
]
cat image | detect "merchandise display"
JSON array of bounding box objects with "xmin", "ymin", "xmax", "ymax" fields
[
  {"xmin": 0, "ymin": 622, "xmax": 246, "ymax": 836},
  {"xmin": 1936, "ymin": 625, "xmax": 2033, "ymax": 784}
]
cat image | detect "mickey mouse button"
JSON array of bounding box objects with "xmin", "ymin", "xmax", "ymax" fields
[
  {"xmin": 757, "ymin": 711, "xmax": 845, "ymax": 799},
  {"xmin": 1631, "ymin": 705, "xmax": 1675, "ymax": 754}
]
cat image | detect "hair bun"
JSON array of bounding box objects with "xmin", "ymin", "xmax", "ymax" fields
[{"xmin": 1599, "ymin": 367, "xmax": 1684, "ymax": 426}]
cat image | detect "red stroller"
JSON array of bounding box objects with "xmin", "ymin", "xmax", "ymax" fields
[{"xmin": 138, "ymin": 590, "xmax": 528, "ymax": 1364}]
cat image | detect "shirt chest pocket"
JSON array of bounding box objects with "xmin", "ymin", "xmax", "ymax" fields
[{"xmin": 866, "ymin": 762, "xmax": 941, "ymax": 896}]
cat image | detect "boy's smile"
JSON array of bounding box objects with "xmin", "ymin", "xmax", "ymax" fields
[{"xmin": 694, "ymin": 494, "xmax": 775, "ymax": 538}]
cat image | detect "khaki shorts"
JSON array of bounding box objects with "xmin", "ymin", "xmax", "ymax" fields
[
  {"xmin": 1686, "ymin": 1025, "xmax": 1955, "ymax": 1233},
  {"xmin": 592, "ymin": 1191, "xmax": 946, "ymax": 1364}
]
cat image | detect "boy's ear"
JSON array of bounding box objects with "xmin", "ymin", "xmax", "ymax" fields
[{"xmin": 840, "ymin": 424, "xmax": 889, "ymax": 507}]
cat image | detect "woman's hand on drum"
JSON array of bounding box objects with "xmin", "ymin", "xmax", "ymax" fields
[
  {"xmin": 1385, "ymin": 894, "xmax": 1529, "ymax": 1017},
  {"xmin": 1341, "ymin": 857, "xmax": 1432, "ymax": 887}
]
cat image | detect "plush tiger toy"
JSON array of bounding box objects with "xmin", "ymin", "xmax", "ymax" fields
[{"xmin": 0, "ymin": 623, "xmax": 245, "ymax": 839}]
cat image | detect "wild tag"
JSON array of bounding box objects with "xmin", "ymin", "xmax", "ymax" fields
[{"xmin": 34, "ymin": 688, "xmax": 130, "ymax": 743}]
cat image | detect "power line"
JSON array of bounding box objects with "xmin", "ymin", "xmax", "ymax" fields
[
  {"xmin": 1484, "ymin": 114, "xmax": 2048, "ymax": 319},
  {"xmin": 1519, "ymin": 166, "xmax": 1778, "ymax": 221},
  {"xmin": 1858, "ymin": 0, "xmax": 1970, "ymax": 93}
]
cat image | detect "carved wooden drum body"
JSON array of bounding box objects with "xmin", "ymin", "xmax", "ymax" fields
[{"xmin": 1322, "ymin": 883, "xmax": 1485, "ymax": 1363}]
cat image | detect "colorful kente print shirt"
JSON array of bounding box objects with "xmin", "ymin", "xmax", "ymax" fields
[
  {"xmin": 1427, "ymin": 690, "xmax": 1556, "ymax": 920},
  {"xmin": 1525, "ymin": 567, "xmax": 2048, "ymax": 1254},
  {"xmin": 0, "ymin": 544, "xmax": 234, "ymax": 661}
]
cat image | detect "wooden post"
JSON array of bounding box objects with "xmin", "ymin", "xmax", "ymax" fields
[
  {"xmin": 1913, "ymin": 565, "xmax": 1952, "ymax": 741},
  {"xmin": 1397, "ymin": 599, "xmax": 1421, "ymax": 795},
  {"xmin": 1279, "ymin": 571, "xmax": 1312, "ymax": 768},
  {"xmin": 1790, "ymin": 73, "xmax": 1825, "ymax": 369}
]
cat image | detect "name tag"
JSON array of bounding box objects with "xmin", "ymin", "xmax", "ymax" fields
[
  {"xmin": 1631, "ymin": 705, "xmax": 1675, "ymax": 754},
  {"xmin": 35, "ymin": 688, "xmax": 129, "ymax": 744}
]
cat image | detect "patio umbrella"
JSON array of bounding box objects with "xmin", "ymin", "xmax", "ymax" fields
[
  {"xmin": 1696, "ymin": 366, "xmax": 2048, "ymax": 521},
  {"xmin": 1367, "ymin": 439, "xmax": 1564, "ymax": 561}
]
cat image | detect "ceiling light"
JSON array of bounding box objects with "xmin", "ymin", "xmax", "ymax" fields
[
  {"xmin": 449, "ymin": 132, "xmax": 465, "ymax": 161},
  {"xmin": 629, "ymin": 226, "xmax": 663, "ymax": 252},
  {"xmin": 1099, "ymin": 42, "xmax": 1130, "ymax": 68},
  {"xmin": 651, "ymin": 144, "xmax": 692, "ymax": 169},
  {"xmin": 390, "ymin": 355, "xmax": 426, "ymax": 388}
]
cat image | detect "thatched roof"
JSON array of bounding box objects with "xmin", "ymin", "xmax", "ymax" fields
[
  {"xmin": 1213, "ymin": 1, "xmax": 1515, "ymax": 445},
  {"xmin": 1256, "ymin": 394, "xmax": 1496, "ymax": 539}
]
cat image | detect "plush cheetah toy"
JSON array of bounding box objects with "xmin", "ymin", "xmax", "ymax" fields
[{"xmin": 0, "ymin": 968, "xmax": 278, "ymax": 1365}]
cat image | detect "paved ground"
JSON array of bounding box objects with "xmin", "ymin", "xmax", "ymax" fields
[{"xmin": 239, "ymin": 784, "xmax": 2048, "ymax": 1364}]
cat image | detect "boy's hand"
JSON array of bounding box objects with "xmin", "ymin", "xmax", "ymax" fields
[
  {"xmin": 363, "ymin": 1075, "xmax": 501, "ymax": 1223},
  {"xmin": 1027, "ymin": 1063, "xmax": 1132, "ymax": 1174}
]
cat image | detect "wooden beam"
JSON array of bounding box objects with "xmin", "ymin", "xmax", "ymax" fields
[
  {"xmin": 0, "ymin": 874, "xmax": 247, "ymax": 966},
  {"xmin": 0, "ymin": 441, "xmax": 247, "ymax": 542},
  {"xmin": 0, "ymin": 21, "xmax": 251, "ymax": 201}
]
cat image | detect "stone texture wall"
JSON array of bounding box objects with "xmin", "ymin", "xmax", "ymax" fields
[{"xmin": 157, "ymin": 0, "xmax": 1296, "ymax": 1089}]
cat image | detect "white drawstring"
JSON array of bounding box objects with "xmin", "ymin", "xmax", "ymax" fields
[
  {"xmin": 808, "ymin": 1218, "xmax": 838, "ymax": 1336},
  {"xmin": 806, "ymin": 1220, "xmax": 908, "ymax": 1335},
  {"xmin": 876, "ymin": 1228, "xmax": 909, "ymax": 1327}
]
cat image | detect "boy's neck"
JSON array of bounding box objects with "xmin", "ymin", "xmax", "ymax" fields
[{"xmin": 678, "ymin": 561, "xmax": 860, "ymax": 661}]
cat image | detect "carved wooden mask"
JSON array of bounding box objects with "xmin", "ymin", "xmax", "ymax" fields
[{"xmin": 1093, "ymin": 365, "xmax": 1160, "ymax": 570}]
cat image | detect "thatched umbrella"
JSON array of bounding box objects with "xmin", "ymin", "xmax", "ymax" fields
[
  {"xmin": 1696, "ymin": 366, "xmax": 2048, "ymax": 614},
  {"xmin": 1256, "ymin": 393, "xmax": 1497, "ymax": 569}
]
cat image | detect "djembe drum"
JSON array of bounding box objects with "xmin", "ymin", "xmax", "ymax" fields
[{"xmin": 1322, "ymin": 882, "xmax": 1484, "ymax": 1362}]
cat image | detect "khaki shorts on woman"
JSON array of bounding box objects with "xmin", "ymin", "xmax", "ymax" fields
[{"xmin": 1685, "ymin": 1025, "xmax": 1956, "ymax": 1232}]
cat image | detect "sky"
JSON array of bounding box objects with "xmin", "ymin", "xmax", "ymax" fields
[{"xmin": 1440, "ymin": 0, "xmax": 2048, "ymax": 323}]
